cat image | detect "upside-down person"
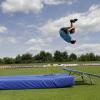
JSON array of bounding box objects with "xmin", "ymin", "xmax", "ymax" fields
[{"xmin": 59, "ymin": 19, "xmax": 78, "ymax": 44}]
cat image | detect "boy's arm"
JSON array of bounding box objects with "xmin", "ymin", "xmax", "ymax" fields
[{"xmin": 67, "ymin": 26, "xmax": 75, "ymax": 32}]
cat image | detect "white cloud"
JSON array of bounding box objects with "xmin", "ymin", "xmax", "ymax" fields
[
  {"xmin": 43, "ymin": 0, "xmax": 72, "ymax": 5},
  {"xmin": 65, "ymin": 43, "xmax": 100, "ymax": 55},
  {"xmin": 25, "ymin": 43, "xmax": 100, "ymax": 55},
  {"xmin": 39, "ymin": 17, "xmax": 70, "ymax": 37},
  {"xmin": 0, "ymin": 26, "xmax": 8, "ymax": 33},
  {"xmin": 39, "ymin": 4, "xmax": 100, "ymax": 37},
  {"xmin": 25, "ymin": 37, "xmax": 54, "ymax": 55},
  {"xmin": 1, "ymin": 0, "xmax": 43, "ymax": 13},
  {"xmin": 25, "ymin": 37, "xmax": 53, "ymax": 45},
  {"xmin": 8, "ymin": 37, "xmax": 17, "ymax": 44},
  {"xmin": 25, "ymin": 38, "xmax": 46, "ymax": 46},
  {"xmin": 1, "ymin": 0, "xmax": 77, "ymax": 13},
  {"xmin": 26, "ymin": 46, "xmax": 42, "ymax": 55},
  {"xmin": 0, "ymin": 37, "xmax": 17, "ymax": 44},
  {"xmin": 26, "ymin": 45, "xmax": 54, "ymax": 55}
]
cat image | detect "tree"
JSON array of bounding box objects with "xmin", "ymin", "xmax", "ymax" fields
[
  {"xmin": 39, "ymin": 51, "xmax": 47, "ymax": 62},
  {"xmin": 3, "ymin": 57, "xmax": 14, "ymax": 64},
  {"xmin": 0, "ymin": 58, "xmax": 3, "ymax": 64},
  {"xmin": 34, "ymin": 54, "xmax": 41, "ymax": 62},
  {"xmin": 34, "ymin": 51, "xmax": 53, "ymax": 62},
  {"xmin": 89, "ymin": 53, "xmax": 96, "ymax": 61},
  {"xmin": 95, "ymin": 55, "xmax": 100, "ymax": 61},
  {"xmin": 69, "ymin": 53, "xmax": 77, "ymax": 61},
  {"xmin": 54, "ymin": 51, "xmax": 63, "ymax": 62},
  {"xmin": 45, "ymin": 52, "xmax": 53, "ymax": 62},
  {"xmin": 78, "ymin": 54, "xmax": 86, "ymax": 61},
  {"xmin": 78, "ymin": 53, "xmax": 96, "ymax": 61},
  {"xmin": 21, "ymin": 53, "xmax": 33, "ymax": 63},
  {"xmin": 62, "ymin": 51, "xmax": 68, "ymax": 61},
  {"xmin": 15, "ymin": 55, "xmax": 22, "ymax": 64}
]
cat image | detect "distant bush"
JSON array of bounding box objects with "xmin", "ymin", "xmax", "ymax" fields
[{"xmin": 0, "ymin": 51, "xmax": 100, "ymax": 64}]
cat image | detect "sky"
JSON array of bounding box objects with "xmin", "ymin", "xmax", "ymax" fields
[{"xmin": 0, "ymin": 0, "xmax": 100, "ymax": 57}]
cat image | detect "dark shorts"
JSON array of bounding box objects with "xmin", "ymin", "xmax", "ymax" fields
[{"xmin": 59, "ymin": 29, "xmax": 72, "ymax": 43}]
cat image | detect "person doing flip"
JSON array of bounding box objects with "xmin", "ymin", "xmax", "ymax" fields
[{"xmin": 59, "ymin": 19, "xmax": 78, "ymax": 44}]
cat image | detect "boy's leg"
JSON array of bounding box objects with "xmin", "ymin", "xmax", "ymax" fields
[
  {"xmin": 70, "ymin": 21, "xmax": 74, "ymax": 27},
  {"xmin": 70, "ymin": 19, "xmax": 78, "ymax": 27},
  {"xmin": 70, "ymin": 19, "xmax": 78, "ymax": 23}
]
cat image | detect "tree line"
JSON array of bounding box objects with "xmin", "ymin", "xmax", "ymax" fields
[{"xmin": 0, "ymin": 51, "xmax": 100, "ymax": 64}]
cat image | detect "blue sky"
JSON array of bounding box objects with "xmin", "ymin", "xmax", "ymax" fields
[{"xmin": 0, "ymin": 0, "xmax": 100, "ymax": 57}]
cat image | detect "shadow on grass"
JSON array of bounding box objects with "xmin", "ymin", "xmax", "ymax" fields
[
  {"xmin": 0, "ymin": 81, "xmax": 95, "ymax": 91},
  {"xmin": 75, "ymin": 81, "xmax": 95, "ymax": 85},
  {"xmin": 0, "ymin": 86, "xmax": 74, "ymax": 91}
]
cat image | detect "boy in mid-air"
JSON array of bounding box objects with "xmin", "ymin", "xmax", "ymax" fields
[{"xmin": 59, "ymin": 19, "xmax": 78, "ymax": 44}]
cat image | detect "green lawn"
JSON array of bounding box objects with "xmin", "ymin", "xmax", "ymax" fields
[{"xmin": 0, "ymin": 66, "xmax": 100, "ymax": 100}]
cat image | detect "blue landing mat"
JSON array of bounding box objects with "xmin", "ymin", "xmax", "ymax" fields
[{"xmin": 0, "ymin": 74, "xmax": 75, "ymax": 90}]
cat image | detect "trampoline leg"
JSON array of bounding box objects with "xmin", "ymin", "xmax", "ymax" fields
[
  {"xmin": 81, "ymin": 75, "xmax": 85, "ymax": 83},
  {"xmin": 89, "ymin": 75, "xmax": 94, "ymax": 85},
  {"xmin": 69, "ymin": 72, "xmax": 72, "ymax": 75}
]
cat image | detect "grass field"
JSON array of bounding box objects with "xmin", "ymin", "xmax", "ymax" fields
[{"xmin": 0, "ymin": 66, "xmax": 100, "ymax": 100}]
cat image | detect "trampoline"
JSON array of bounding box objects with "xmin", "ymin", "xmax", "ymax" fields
[{"xmin": 0, "ymin": 74, "xmax": 75, "ymax": 90}]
